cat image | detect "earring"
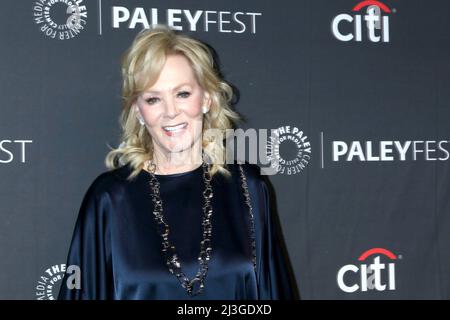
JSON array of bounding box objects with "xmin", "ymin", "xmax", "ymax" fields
[
  {"xmin": 202, "ymin": 105, "xmax": 209, "ymax": 114},
  {"xmin": 135, "ymin": 105, "xmax": 145, "ymax": 126}
]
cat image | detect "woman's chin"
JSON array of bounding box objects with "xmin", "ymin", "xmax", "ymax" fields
[{"xmin": 161, "ymin": 140, "xmax": 193, "ymax": 153}]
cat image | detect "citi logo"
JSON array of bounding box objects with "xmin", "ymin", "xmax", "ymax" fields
[
  {"xmin": 337, "ymin": 248, "xmax": 398, "ymax": 293},
  {"xmin": 331, "ymin": 1, "xmax": 393, "ymax": 42}
]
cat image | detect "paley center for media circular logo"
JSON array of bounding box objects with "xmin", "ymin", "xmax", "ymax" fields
[
  {"xmin": 266, "ymin": 125, "xmax": 311, "ymax": 175},
  {"xmin": 35, "ymin": 263, "xmax": 80, "ymax": 300},
  {"xmin": 33, "ymin": 0, "xmax": 87, "ymax": 40}
]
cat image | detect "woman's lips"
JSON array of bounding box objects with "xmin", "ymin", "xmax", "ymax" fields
[{"xmin": 162, "ymin": 122, "xmax": 188, "ymax": 137}]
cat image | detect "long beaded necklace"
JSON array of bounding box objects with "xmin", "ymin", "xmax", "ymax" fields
[{"xmin": 146, "ymin": 160, "xmax": 256, "ymax": 297}]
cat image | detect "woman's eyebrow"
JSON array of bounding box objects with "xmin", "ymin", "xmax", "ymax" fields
[{"xmin": 143, "ymin": 83, "xmax": 193, "ymax": 94}]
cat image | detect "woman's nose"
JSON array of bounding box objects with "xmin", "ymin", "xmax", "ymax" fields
[{"xmin": 164, "ymin": 97, "xmax": 180, "ymax": 118}]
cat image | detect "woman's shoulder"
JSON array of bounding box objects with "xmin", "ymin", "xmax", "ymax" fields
[
  {"xmin": 70, "ymin": 166, "xmax": 135, "ymax": 230},
  {"xmin": 225, "ymin": 161, "xmax": 270, "ymax": 188},
  {"xmin": 83, "ymin": 164, "xmax": 136, "ymax": 198},
  {"xmin": 225, "ymin": 161, "xmax": 273, "ymax": 214}
]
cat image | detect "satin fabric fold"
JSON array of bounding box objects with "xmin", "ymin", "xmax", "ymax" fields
[{"xmin": 58, "ymin": 162, "xmax": 296, "ymax": 300}]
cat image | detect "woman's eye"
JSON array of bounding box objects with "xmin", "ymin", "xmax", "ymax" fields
[
  {"xmin": 145, "ymin": 97, "xmax": 159, "ymax": 105},
  {"xmin": 177, "ymin": 91, "xmax": 191, "ymax": 98}
]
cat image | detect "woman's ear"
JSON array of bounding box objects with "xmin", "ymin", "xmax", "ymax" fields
[
  {"xmin": 203, "ymin": 92, "xmax": 212, "ymax": 113},
  {"xmin": 134, "ymin": 104, "xmax": 145, "ymax": 125}
]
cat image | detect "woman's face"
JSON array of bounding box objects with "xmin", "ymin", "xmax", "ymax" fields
[{"xmin": 134, "ymin": 54, "xmax": 210, "ymax": 156}]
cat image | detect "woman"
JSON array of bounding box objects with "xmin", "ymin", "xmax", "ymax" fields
[{"xmin": 58, "ymin": 26, "xmax": 297, "ymax": 300}]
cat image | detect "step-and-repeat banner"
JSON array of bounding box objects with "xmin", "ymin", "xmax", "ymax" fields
[{"xmin": 0, "ymin": 0, "xmax": 449, "ymax": 299}]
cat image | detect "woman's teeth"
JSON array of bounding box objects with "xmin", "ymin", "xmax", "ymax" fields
[{"xmin": 163, "ymin": 123, "xmax": 187, "ymax": 132}]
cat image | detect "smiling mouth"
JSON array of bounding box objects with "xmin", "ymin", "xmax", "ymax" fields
[{"xmin": 162, "ymin": 122, "xmax": 188, "ymax": 136}]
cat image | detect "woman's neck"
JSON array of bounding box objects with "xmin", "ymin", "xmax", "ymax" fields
[{"xmin": 149, "ymin": 147, "xmax": 203, "ymax": 175}]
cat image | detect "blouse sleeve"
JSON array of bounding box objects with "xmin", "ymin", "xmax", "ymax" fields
[
  {"xmin": 58, "ymin": 179, "xmax": 113, "ymax": 300},
  {"xmin": 245, "ymin": 164, "xmax": 297, "ymax": 300}
]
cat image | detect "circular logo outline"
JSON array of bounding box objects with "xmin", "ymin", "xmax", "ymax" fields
[
  {"xmin": 266, "ymin": 125, "xmax": 312, "ymax": 175},
  {"xmin": 33, "ymin": 0, "xmax": 87, "ymax": 40},
  {"xmin": 35, "ymin": 263, "xmax": 67, "ymax": 300}
]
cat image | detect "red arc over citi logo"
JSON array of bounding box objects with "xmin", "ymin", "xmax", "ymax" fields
[
  {"xmin": 337, "ymin": 248, "xmax": 398, "ymax": 293},
  {"xmin": 331, "ymin": 0, "xmax": 393, "ymax": 42}
]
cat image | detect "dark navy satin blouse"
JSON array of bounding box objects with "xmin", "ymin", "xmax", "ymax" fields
[{"xmin": 58, "ymin": 162, "xmax": 295, "ymax": 300}]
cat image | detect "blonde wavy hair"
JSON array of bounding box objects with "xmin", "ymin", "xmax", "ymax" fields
[{"xmin": 105, "ymin": 25, "xmax": 241, "ymax": 180}]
